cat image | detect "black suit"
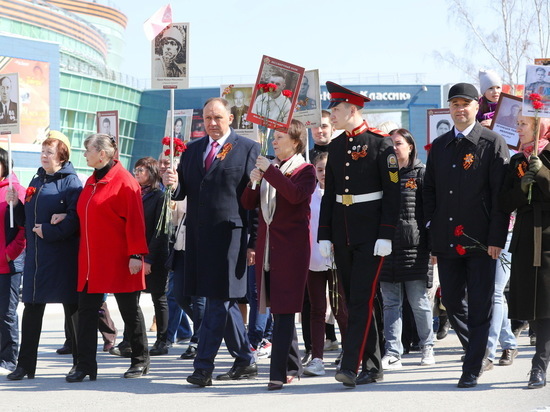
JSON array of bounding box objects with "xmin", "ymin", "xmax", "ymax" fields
[
  {"xmin": 173, "ymin": 129, "xmax": 259, "ymax": 373},
  {"xmin": 0, "ymin": 101, "xmax": 17, "ymax": 124},
  {"xmin": 423, "ymin": 122, "xmax": 509, "ymax": 377}
]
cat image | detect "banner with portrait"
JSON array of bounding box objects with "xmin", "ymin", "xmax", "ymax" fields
[
  {"xmin": 190, "ymin": 109, "xmax": 207, "ymax": 141},
  {"xmin": 220, "ymin": 84, "xmax": 257, "ymax": 140},
  {"xmin": 165, "ymin": 109, "xmax": 193, "ymax": 141},
  {"xmin": 523, "ymin": 64, "xmax": 550, "ymax": 118},
  {"xmin": 426, "ymin": 108, "xmax": 452, "ymax": 144},
  {"xmin": 96, "ymin": 110, "xmax": 119, "ymax": 140},
  {"xmin": 246, "ymin": 55, "xmax": 305, "ymax": 131},
  {"xmin": 292, "ymin": 69, "xmax": 321, "ymax": 128},
  {"xmin": 151, "ymin": 23, "xmax": 189, "ymax": 90},
  {"xmin": 490, "ymin": 93, "xmax": 521, "ymax": 150},
  {"xmin": 0, "ymin": 72, "xmax": 20, "ymax": 135}
]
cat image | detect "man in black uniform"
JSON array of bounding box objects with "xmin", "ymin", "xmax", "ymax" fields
[
  {"xmin": 423, "ymin": 83, "xmax": 509, "ymax": 388},
  {"xmin": 318, "ymin": 82, "xmax": 400, "ymax": 387}
]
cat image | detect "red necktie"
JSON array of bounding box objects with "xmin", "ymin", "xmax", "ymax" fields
[{"xmin": 205, "ymin": 141, "xmax": 219, "ymax": 171}]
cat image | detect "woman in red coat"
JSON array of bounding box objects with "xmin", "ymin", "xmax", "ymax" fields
[
  {"xmin": 241, "ymin": 120, "xmax": 316, "ymax": 390},
  {"xmin": 67, "ymin": 134, "xmax": 149, "ymax": 383}
]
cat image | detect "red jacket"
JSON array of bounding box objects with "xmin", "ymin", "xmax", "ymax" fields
[
  {"xmin": 77, "ymin": 161, "xmax": 148, "ymax": 293},
  {"xmin": 0, "ymin": 175, "xmax": 25, "ymax": 274}
]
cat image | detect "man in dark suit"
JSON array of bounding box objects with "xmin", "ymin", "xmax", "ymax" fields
[
  {"xmin": 0, "ymin": 76, "xmax": 17, "ymax": 124},
  {"xmin": 423, "ymin": 83, "xmax": 509, "ymax": 388},
  {"xmin": 163, "ymin": 97, "xmax": 260, "ymax": 387},
  {"xmin": 318, "ymin": 82, "xmax": 401, "ymax": 388}
]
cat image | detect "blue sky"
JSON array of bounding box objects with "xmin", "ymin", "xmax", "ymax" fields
[{"xmin": 114, "ymin": 0, "xmax": 485, "ymax": 87}]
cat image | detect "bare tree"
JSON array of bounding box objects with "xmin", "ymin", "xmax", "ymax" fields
[{"xmin": 434, "ymin": 0, "xmax": 550, "ymax": 93}]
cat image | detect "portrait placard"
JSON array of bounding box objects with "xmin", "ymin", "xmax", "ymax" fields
[
  {"xmin": 293, "ymin": 69, "xmax": 321, "ymax": 128},
  {"xmin": 490, "ymin": 93, "xmax": 521, "ymax": 150},
  {"xmin": 96, "ymin": 110, "xmax": 119, "ymax": 139},
  {"xmin": 165, "ymin": 109, "xmax": 193, "ymax": 141},
  {"xmin": 190, "ymin": 109, "xmax": 207, "ymax": 141},
  {"xmin": 523, "ymin": 64, "xmax": 550, "ymax": 118},
  {"xmin": 220, "ymin": 83, "xmax": 257, "ymax": 140},
  {"xmin": 0, "ymin": 73, "xmax": 20, "ymax": 135},
  {"xmin": 426, "ymin": 108, "xmax": 452, "ymax": 144},
  {"xmin": 246, "ymin": 55, "xmax": 305, "ymax": 131},
  {"xmin": 151, "ymin": 23, "xmax": 189, "ymax": 90}
]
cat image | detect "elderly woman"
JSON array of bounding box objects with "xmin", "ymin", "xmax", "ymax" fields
[
  {"xmin": 241, "ymin": 120, "xmax": 316, "ymax": 390},
  {"xmin": 378, "ymin": 129, "xmax": 435, "ymax": 370},
  {"xmin": 499, "ymin": 115, "xmax": 550, "ymax": 389},
  {"xmin": 67, "ymin": 134, "xmax": 149, "ymax": 382},
  {"xmin": 0, "ymin": 148, "xmax": 25, "ymax": 376},
  {"xmin": 7, "ymin": 131, "xmax": 81, "ymax": 380},
  {"xmin": 133, "ymin": 157, "xmax": 169, "ymax": 356}
]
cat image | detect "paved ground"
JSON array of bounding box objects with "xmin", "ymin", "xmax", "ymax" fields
[{"xmin": 1, "ymin": 295, "xmax": 549, "ymax": 412}]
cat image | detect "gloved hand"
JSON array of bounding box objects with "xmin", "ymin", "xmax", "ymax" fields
[
  {"xmin": 529, "ymin": 155, "xmax": 543, "ymax": 174},
  {"xmin": 319, "ymin": 240, "xmax": 332, "ymax": 258},
  {"xmin": 374, "ymin": 239, "xmax": 392, "ymax": 257},
  {"xmin": 520, "ymin": 170, "xmax": 536, "ymax": 194}
]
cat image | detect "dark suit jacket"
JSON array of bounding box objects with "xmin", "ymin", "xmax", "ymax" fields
[
  {"xmin": 0, "ymin": 101, "xmax": 17, "ymax": 124},
  {"xmin": 174, "ymin": 129, "xmax": 260, "ymax": 299},
  {"xmin": 423, "ymin": 122, "xmax": 510, "ymax": 257}
]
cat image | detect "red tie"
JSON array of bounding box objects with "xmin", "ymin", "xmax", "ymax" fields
[{"xmin": 205, "ymin": 141, "xmax": 219, "ymax": 171}]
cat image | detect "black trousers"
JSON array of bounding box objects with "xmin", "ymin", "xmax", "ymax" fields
[
  {"xmin": 77, "ymin": 291, "xmax": 148, "ymax": 374},
  {"xmin": 438, "ymin": 255, "xmax": 495, "ymax": 376},
  {"xmin": 532, "ymin": 318, "xmax": 550, "ymax": 373},
  {"xmin": 270, "ymin": 313, "xmax": 302, "ymax": 382},
  {"xmin": 18, "ymin": 302, "xmax": 78, "ymax": 375},
  {"xmin": 334, "ymin": 242, "xmax": 383, "ymax": 374}
]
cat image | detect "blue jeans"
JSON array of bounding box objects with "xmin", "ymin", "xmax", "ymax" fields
[
  {"xmin": 166, "ymin": 271, "xmax": 192, "ymax": 344},
  {"xmin": 246, "ymin": 265, "xmax": 272, "ymax": 348},
  {"xmin": 380, "ymin": 279, "xmax": 434, "ymax": 357},
  {"xmin": 486, "ymin": 234, "xmax": 516, "ymax": 361},
  {"xmin": 0, "ymin": 272, "xmax": 21, "ymax": 371}
]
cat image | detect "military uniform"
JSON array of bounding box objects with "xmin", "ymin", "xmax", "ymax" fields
[{"xmin": 319, "ymin": 120, "xmax": 400, "ymax": 378}]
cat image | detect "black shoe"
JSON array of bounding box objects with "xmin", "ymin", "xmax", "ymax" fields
[
  {"xmin": 67, "ymin": 365, "xmax": 77, "ymax": 376},
  {"xmin": 65, "ymin": 370, "xmax": 97, "ymax": 383},
  {"xmin": 437, "ymin": 318, "xmax": 450, "ymax": 340},
  {"xmin": 56, "ymin": 345, "xmax": 72, "ymax": 355},
  {"xmin": 109, "ymin": 343, "xmax": 132, "ymax": 358},
  {"xmin": 187, "ymin": 369, "xmax": 212, "ymax": 387},
  {"xmin": 180, "ymin": 344, "xmax": 197, "ymax": 359},
  {"xmin": 527, "ymin": 368, "xmax": 546, "ymax": 389},
  {"xmin": 301, "ymin": 350, "xmax": 312, "ymax": 365},
  {"xmin": 356, "ymin": 369, "xmax": 384, "ymax": 385},
  {"xmin": 7, "ymin": 367, "xmax": 34, "ymax": 380},
  {"xmin": 457, "ymin": 372, "xmax": 477, "ymax": 388},
  {"xmin": 149, "ymin": 341, "xmax": 169, "ymax": 356},
  {"xmin": 216, "ymin": 363, "xmax": 258, "ymax": 380},
  {"xmin": 335, "ymin": 369, "xmax": 357, "ymax": 388},
  {"xmin": 124, "ymin": 364, "xmax": 150, "ymax": 378},
  {"xmin": 512, "ymin": 321, "xmax": 529, "ymax": 338}
]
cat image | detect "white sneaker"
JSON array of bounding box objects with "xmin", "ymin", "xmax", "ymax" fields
[
  {"xmin": 420, "ymin": 345, "xmax": 436, "ymax": 365},
  {"xmin": 257, "ymin": 339, "xmax": 272, "ymax": 359},
  {"xmin": 323, "ymin": 339, "xmax": 339, "ymax": 351},
  {"xmin": 381, "ymin": 354, "xmax": 402, "ymax": 370},
  {"xmin": 0, "ymin": 366, "xmax": 12, "ymax": 375},
  {"xmin": 303, "ymin": 358, "xmax": 325, "ymax": 376}
]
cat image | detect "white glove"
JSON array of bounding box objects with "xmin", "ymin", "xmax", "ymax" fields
[
  {"xmin": 319, "ymin": 240, "xmax": 332, "ymax": 258},
  {"xmin": 374, "ymin": 239, "xmax": 392, "ymax": 257}
]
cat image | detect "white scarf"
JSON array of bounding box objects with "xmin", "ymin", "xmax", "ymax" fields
[{"xmin": 260, "ymin": 153, "xmax": 306, "ymax": 272}]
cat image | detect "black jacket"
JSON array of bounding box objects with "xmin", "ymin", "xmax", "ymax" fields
[
  {"xmin": 380, "ymin": 159, "xmax": 431, "ymax": 284},
  {"xmin": 143, "ymin": 187, "xmax": 169, "ymax": 293}
]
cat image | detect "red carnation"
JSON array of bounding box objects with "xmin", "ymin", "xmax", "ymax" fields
[
  {"xmin": 533, "ymin": 100, "xmax": 544, "ymax": 110},
  {"xmin": 257, "ymin": 83, "xmax": 266, "ymax": 90},
  {"xmin": 454, "ymin": 225, "xmax": 464, "ymax": 237},
  {"xmin": 282, "ymin": 89, "xmax": 293, "ymax": 98},
  {"xmin": 25, "ymin": 186, "xmax": 36, "ymax": 203},
  {"xmin": 424, "ymin": 143, "xmax": 432, "ymax": 153},
  {"xmin": 162, "ymin": 136, "xmax": 171, "ymax": 146},
  {"xmin": 266, "ymin": 83, "xmax": 277, "ymax": 92},
  {"xmin": 164, "ymin": 149, "xmax": 171, "ymax": 156},
  {"xmin": 455, "ymin": 244, "xmax": 466, "ymax": 255},
  {"xmin": 529, "ymin": 93, "xmax": 542, "ymax": 101}
]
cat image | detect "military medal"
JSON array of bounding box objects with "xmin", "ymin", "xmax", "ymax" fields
[
  {"xmin": 517, "ymin": 161, "xmax": 527, "ymax": 178},
  {"xmin": 405, "ymin": 178, "xmax": 417, "ymax": 189}
]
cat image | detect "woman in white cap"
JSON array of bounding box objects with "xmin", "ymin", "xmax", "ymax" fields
[
  {"xmin": 477, "ymin": 69, "xmax": 502, "ymax": 127},
  {"xmin": 6, "ymin": 131, "xmax": 82, "ymax": 380}
]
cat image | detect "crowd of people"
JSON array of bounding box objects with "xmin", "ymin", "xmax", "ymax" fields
[{"xmin": 0, "ymin": 73, "xmax": 548, "ymax": 392}]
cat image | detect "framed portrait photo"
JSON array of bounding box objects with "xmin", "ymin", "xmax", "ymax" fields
[
  {"xmin": 165, "ymin": 109, "xmax": 193, "ymax": 141},
  {"xmin": 293, "ymin": 69, "xmax": 321, "ymax": 128},
  {"xmin": 426, "ymin": 108, "xmax": 452, "ymax": 144},
  {"xmin": 246, "ymin": 55, "xmax": 305, "ymax": 131},
  {"xmin": 221, "ymin": 83, "xmax": 258, "ymax": 141},
  {"xmin": 523, "ymin": 64, "xmax": 550, "ymax": 118},
  {"xmin": 490, "ymin": 93, "xmax": 521, "ymax": 150},
  {"xmin": 151, "ymin": 23, "xmax": 190, "ymax": 90},
  {"xmin": 0, "ymin": 72, "xmax": 20, "ymax": 135}
]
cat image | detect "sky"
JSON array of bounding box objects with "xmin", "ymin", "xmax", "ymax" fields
[{"xmin": 112, "ymin": 0, "xmax": 482, "ymax": 88}]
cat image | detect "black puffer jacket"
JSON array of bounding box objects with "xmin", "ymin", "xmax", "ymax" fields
[{"xmin": 380, "ymin": 159, "xmax": 431, "ymax": 285}]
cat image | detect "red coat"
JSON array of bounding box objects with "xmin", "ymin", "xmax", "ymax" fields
[
  {"xmin": 77, "ymin": 161, "xmax": 148, "ymax": 293},
  {"xmin": 241, "ymin": 162, "xmax": 316, "ymax": 314}
]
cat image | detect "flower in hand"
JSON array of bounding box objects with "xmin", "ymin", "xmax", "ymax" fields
[
  {"xmin": 250, "ymin": 168, "xmax": 264, "ymax": 185},
  {"xmin": 255, "ymin": 155, "xmax": 271, "ymax": 173}
]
